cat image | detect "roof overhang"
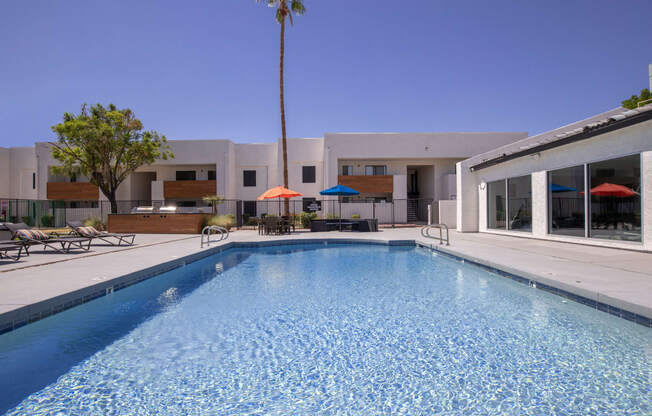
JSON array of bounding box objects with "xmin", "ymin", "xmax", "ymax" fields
[{"xmin": 469, "ymin": 109, "xmax": 652, "ymax": 172}]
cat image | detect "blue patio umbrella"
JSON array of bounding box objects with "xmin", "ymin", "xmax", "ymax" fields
[
  {"xmin": 320, "ymin": 184, "xmax": 360, "ymax": 230},
  {"xmin": 550, "ymin": 183, "xmax": 577, "ymax": 193}
]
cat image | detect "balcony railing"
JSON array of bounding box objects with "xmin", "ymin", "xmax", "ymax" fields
[
  {"xmin": 47, "ymin": 182, "xmax": 99, "ymax": 200},
  {"xmin": 338, "ymin": 175, "xmax": 393, "ymax": 193},
  {"xmin": 163, "ymin": 180, "xmax": 216, "ymax": 199}
]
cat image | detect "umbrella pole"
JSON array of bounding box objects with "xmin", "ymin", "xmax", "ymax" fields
[{"xmin": 339, "ymin": 194, "xmax": 342, "ymax": 232}]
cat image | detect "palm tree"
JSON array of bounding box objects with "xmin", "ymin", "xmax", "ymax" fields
[{"xmin": 258, "ymin": 0, "xmax": 306, "ymax": 216}]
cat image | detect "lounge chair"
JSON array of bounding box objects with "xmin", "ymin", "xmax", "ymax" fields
[
  {"xmin": 67, "ymin": 221, "xmax": 136, "ymax": 246},
  {"xmin": 0, "ymin": 241, "xmax": 26, "ymax": 261},
  {"xmin": 6, "ymin": 223, "xmax": 92, "ymax": 253}
]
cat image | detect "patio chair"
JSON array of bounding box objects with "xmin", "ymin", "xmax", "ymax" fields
[
  {"xmin": 67, "ymin": 221, "xmax": 136, "ymax": 246},
  {"xmin": 6, "ymin": 223, "xmax": 92, "ymax": 254},
  {"xmin": 0, "ymin": 241, "xmax": 26, "ymax": 261}
]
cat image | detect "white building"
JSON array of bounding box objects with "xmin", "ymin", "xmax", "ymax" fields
[
  {"xmin": 1, "ymin": 132, "xmax": 524, "ymax": 224},
  {"xmin": 456, "ymin": 104, "xmax": 652, "ymax": 251}
]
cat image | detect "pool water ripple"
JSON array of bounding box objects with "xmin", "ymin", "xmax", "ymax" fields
[{"xmin": 1, "ymin": 244, "xmax": 650, "ymax": 415}]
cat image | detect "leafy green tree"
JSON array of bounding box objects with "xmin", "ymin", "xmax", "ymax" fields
[
  {"xmin": 257, "ymin": 0, "xmax": 306, "ymax": 216},
  {"xmin": 621, "ymin": 88, "xmax": 651, "ymax": 109},
  {"xmin": 51, "ymin": 103, "xmax": 173, "ymax": 213}
]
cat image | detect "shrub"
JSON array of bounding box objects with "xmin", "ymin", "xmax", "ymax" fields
[
  {"xmin": 246, "ymin": 217, "xmax": 260, "ymax": 226},
  {"xmin": 351, "ymin": 214, "xmax": 361, "ymax": 219},
  {"xmin": 326, "ymin": 213, "xmax": 339, "ymax": 220},
  {"xmin": 21, "ymin": 216, "xmax": 34, "ymax": 227},
  {"xmin": 299, "ymin": 211, "xmax": 317, "ymax": 228},
  {"xmin": 206, "ymin": 214, "xmax": 236, "ymax": 231},
  {"xmin": 40, "ymin": 214, "xmax": 55, "ymax": 227},
  {"xmin": 83, "ymin": 216, "xmax": 106, "ymax": 231}
]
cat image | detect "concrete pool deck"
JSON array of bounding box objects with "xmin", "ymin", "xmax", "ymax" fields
[{"xmin": 0, "ymin": 229, "xmax": 651, "ymax": 332}]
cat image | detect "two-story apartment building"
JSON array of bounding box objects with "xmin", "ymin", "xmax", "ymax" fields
[{"xmin": 1, "ymin": 131, "xmax": 526, "ymax": 223}]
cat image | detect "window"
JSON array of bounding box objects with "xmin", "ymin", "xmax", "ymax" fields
[
  {"xmin": 177, "ymin": 201, "xmax": 197, "ymax": 207},
  {"xmin": 507, "ymin": 175, "xmax": 532, "ymax": 231},
  {"xmin": 243, "ymin": 170, "xmax": 256, "ymax": 187},
  {"xmin": 549, "ymin": 165, "xmax": 585, "ymax": 237},
  {"xmin": 365, "ymin": 165, "xmax": 386, "ymax": 176},
  {"xmin": 487, "ymin": 176, "xmax": 531, "ymax": 231},
  {"xmin": 176, "ymin": 171, "xmax": 196, "ymax": 181},
  {"xmin": 207, "ymin": 170, "xmax": 216, "ymax": 180},
  {"xmin": 32, "ymin": 173, "xmax": 36, "ymax": 190},
  {"xmin": 302, "ymin": 166, "xmax": 316, "ymax": 183},
  {"xmin": 70, "ymin": 172, "xmax": 77, "ymax": 183},
  {"xmin": 487, "ymin": 180, "xmax": 506, "ymax": 229},
  {"xmin": 341, "ymin": 165, "xmax": 353, "ymax": 176},
  {"xmin": 589, "ymin": 154, "xmax": 641, "ymax": 242},
  {"xmin": 243, "ymin": 201, "xmax": 257, "ymax": 217}
]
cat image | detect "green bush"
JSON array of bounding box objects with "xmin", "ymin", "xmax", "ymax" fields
[
  {"xmin": 351, "ymin": 214, "xmax": 361, "ymax": 219},
  {"xmin": 326, "ymin": 213, "xmax": 339, "ymax": 220},
  {"xmin": 83, "ymin": 216, "xmax": 106, "ymax": 231},
  {"xmin": 21, "ymin": 216, "xmax": 34, "ymax": 227},
  {"xmin": 40, "ymin": 214, "xmax": 55, "ymax": 227},
  {"xmin": 206, "ymin": 214, "xmax": 236, "ymax": 231},
  {"xmin": 246, "ymin": 217, "xmax": 260, "ymax": 226},
  {"xmin": 299, "ymin": 211, "xmax": 317, "ymax": 228}
]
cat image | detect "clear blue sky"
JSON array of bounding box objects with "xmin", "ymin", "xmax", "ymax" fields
[{"xmin": 1, "ymin": 0, "xmax": 651, "ymax": 147}]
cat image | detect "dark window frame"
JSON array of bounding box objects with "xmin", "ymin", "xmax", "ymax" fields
[
  {"xmin": 302, "ymin": 166, "xmax": 316, "ymax": 183},
  {"xmin": 243, "ymin": 170, "xmax": 256, "ymax": 187},
  {"xmin": 175, "ymin": 171, "xmax": 197, "ymax": 181}
]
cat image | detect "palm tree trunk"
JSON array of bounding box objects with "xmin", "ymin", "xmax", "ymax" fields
[{"xmin": 280, "ymin": 17, "xmax": 290, "ymax": 217}]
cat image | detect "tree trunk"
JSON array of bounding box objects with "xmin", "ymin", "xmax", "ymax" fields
[
  {"xmin": 109, "ymin": 195, "xmax": 118, "ymax": 214},
  {"xmin": 280, "ymin": 17, "xmax": 290, "ymax": 217}
]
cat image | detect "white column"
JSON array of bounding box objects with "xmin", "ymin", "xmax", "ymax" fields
[
  {"xmin": 531, "ymin": 171, "xmax": 548, "ymax": 237},
  {"xmin": 642, "ymin": 151, "xmax": 652, "ymax": 250},
  {"xmin": 456, "ymin": 162, "xmax": 479, "ymax": 232}
]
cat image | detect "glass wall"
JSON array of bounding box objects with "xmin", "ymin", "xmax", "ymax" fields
[
  {"xmin": 487, "ymin": 180, "xmax": 506, "ymax": 229},
  {"xmin": 507, "ymin": 175, "xmax": 532, "ymax": 231},
  {"xmin": 589, "ymin": 154, "xmax": 641, "ymax": 242},
  {"xmin": 549, "ymin": 165, "xmax": 585, "ymax": 237}
]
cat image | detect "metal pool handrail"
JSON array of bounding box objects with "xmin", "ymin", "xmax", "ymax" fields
[
  {"xmin": 420, "ymin": 224, "xmax": 449, "ymax": 246},
  {"xmin": 201, "ymin": 225, "xmax": 229, "ymax": 248}
]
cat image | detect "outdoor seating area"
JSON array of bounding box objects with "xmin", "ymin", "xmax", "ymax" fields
[
  {"xmin": 0, "ymin": 221, "xmax": 137, "ymax": 264},
  {"xmin": 257, "ymin": 216, "xmax": 296, "ymax": 235}
]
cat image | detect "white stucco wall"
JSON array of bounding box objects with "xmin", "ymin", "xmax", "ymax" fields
[
  {"xmin": 0, "ymin": 148, "xmax": 10, "ymax": 198},
  {"xmin": 235, "ymin": 143, "xmax": 277, "ymax": 201},
  {"xmin": 457, "ymin": 119, "xmax": 652, "ymax": 250}
]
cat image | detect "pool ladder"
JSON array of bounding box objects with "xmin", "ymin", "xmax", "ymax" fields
[
  {"xmin": 420, "ymin": 224, "xmax": 450, "ymax": 246},
  {"xmin": 201, "ymin": 225, "xmax": 229, "ymax": 248}
]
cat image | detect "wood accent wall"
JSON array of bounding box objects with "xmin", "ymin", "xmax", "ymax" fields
[
  {"xmin": 163, "ymin": 180, "xmax": 217, "ymax": 199},
  {"xmin": 108, "ymin": 214, "xmax": 209, "ymax": 234},
  {"xmin": 47, "ymin": 182, "xmax": 99, "ymax": 200},
  {"xmin": 338, "ymin": 175, "xmax": 394, "ymax": 193}
]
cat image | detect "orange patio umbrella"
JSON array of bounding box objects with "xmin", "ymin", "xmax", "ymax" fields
[{"xmin": 257, "ymin": 186, "xmax": 303, "ymax": 215}]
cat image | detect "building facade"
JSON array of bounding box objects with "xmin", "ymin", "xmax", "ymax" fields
[
  {"xmin": 1, "ymin": 131, "xmax": 525, "ymax": 223},
  {"xmin": 457, "ymin": 105, "xmax": 652, "ymax": 251}
]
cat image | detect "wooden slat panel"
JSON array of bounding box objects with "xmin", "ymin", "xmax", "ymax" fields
[
  {"xmin": 47, "ymin": 182, "xmax": 99, "ymax": 200},
  {"xmin": 108, "ymin": 214, "xmax": 208, "ymax": 234},
  {"xmin": 338, "ymin": 175, "xmax": 394, "ymax": 193},
  {"xmin": 164, "ymin": 180, "xmax": 216, "ymax": 199}
]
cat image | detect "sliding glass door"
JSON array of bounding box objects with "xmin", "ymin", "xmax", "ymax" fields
[{"xmin": 549, "ymin": 165, "xmax": 585, "ymax": 237}]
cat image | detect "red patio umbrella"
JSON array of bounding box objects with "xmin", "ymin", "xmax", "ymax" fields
[{"xmin": 586, "ymin": 183, "xmax": 638, "ymax": 197}]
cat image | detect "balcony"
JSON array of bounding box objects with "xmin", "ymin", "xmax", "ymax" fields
[
  {"xmin": 338, "ymin": 175, "xmax": 393, "ymax": 193},
  {"xmin": 163, "ymin": 180, "xmax": 216, "ymax": 199},
  {"xmin": 47, "ymin": 182, "xmax": 100, "ymax": 200}
]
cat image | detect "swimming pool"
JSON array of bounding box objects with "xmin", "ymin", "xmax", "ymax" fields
[{"xmin": 0, "ymin": 243, "xmax": 650, "ymax": 414}]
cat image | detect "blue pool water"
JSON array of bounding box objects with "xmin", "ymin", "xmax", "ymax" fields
[{"xmin": 0, "ymin": 244, "xmax": 650, "ymax": 415}]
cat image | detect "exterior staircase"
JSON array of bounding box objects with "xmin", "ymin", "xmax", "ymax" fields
[{"xmin": 407, "ymin": 199, "xmax": 418, "ymax": 222}]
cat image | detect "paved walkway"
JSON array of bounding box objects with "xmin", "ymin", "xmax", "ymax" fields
[{"xmin": 0, "ymin": 229, "xmax": 650, "ymax": 332}]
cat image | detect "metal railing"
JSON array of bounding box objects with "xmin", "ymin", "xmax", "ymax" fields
[
  {"xmin": 201, "ymin": 225, "xmax": 229, "ymax": 247},
  {"xmin": 421, "ymin": 223, "xmax": 450, "ymax": 245}
]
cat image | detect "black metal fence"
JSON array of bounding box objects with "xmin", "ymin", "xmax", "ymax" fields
[{"xmin": 0, "ymin": 198, "xmax": 437, "ymax": 229}]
